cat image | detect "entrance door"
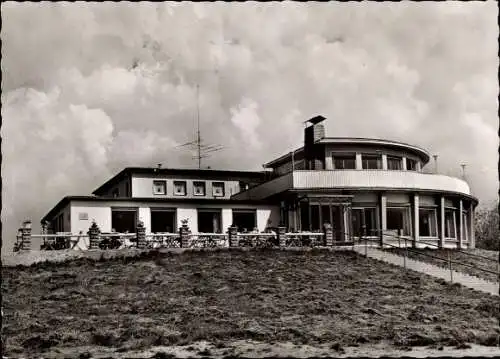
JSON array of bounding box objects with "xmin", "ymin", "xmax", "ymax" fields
[
  {"xmin": 197, "ymin": 209, "xmax": 222, "ymax": 233},
  {"xmin": 111, "ymin": 208, "xmax": 138, "ymax": 233}
]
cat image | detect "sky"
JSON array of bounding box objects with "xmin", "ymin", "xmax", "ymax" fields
[{"xmin": 1, "ymin": 1, "xmax": 498, "ymax": 252}]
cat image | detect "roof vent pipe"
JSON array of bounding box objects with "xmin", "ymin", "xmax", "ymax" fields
[{"xmin": 433, "ymin": 155, "xmax": 438, "ymax": 174}]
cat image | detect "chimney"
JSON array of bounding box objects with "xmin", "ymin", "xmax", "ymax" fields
[{"xmin": 304, "ymin": 115, "xmax": 326, "ymax": 170}]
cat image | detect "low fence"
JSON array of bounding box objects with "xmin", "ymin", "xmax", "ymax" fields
[{"xmin": 13, "ymin": 220, "xmax": 342, "ymax": 251}]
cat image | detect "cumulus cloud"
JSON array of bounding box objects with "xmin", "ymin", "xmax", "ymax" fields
[{"xmin": 1, "ymin": 1, "xmax": 498, "ymax": 251}]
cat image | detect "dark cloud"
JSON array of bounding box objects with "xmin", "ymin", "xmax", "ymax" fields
[{"xmin": 1, "ymin": 2, "xmax": 498, "ymax": 251}]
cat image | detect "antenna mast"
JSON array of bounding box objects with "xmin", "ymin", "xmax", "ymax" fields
[
  {"xmin": 177, "ymin": 83, "xmax": 225, "ymax": 169},
  {"xmin": 197, "ymin": 84, "xmax": 201, "ymax": 169}
]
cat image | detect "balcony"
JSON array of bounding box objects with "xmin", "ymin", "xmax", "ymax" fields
[
  {"xmin": 231, "ymin": 169, "xmax": 473, "ymax": 200},
  {"xmin": 293, "ymin": 170, "xmax": 471, "ymax": 196}
]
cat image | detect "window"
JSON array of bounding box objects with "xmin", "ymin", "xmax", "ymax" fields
[
  {"xmin": 406, "ymin": 158, "xmax": 417, "ymax": 171},
  {"xmin": 362, "ymin": 154, "xmax": 382, "ymax": 169},
  {"xmin": 197, "ymin": 209, "xmax": 222, "ymax": 233},
  {"xmin": 352, "ymin": 208, "xmax": 377, "ymax": 237},
  {"xmin": 173, "ymin": 181, "xmax": 187, "ymax": 196},
  {"xmin": 153, "ymin": 180, "xmax": 167, "ymax": 195},
  {"xmin": 419, "ymin": 208, "xmax": 437, "ymax": 237},
  {"xmin": 112, "ymin": 188, "xmax": 119, "ymax": 198},
  {"xmin": 193, "ymin": 181, "xmax": 206, "ymax": 196},
  {"xmin": 151, "ymin": 209, "xmax": 176, "ymax": 233},
  {"xmin": 239, "ymin": 181, "xmax": 249, "ymax": 192},
  {"xmin": 444, "ymin": 209, "xmax": 456, "ymax": 238},
  {"xmin": 333, "ymin": 154, "xmax": 356, "ymax": 169},
  {"xmin": 387, "ymin": 156, "xmax": 402, "ymax": 170},
  {"xmin": 387, "ymin": 207, "xmax": 411, "ymax": 236},
  {"xmin": 232, "ymin": 210, "xmax": 257, "ymax": 232},
  {"xmin": 111, "ymin": 208, "xmax": 137, "ymax": 233},
  {"xmin": 125, "ymin": 181, "xmax": 130, "ymax": 197},
  {"xmin": 212, "ymin": 182, "xmax": 225, "ymax": 197},
  {"xmin": 462, "ymin": 211, "xmax": 468, "ymax": 242}
]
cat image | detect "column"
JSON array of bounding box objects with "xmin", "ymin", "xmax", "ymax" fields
[
  {"xmin": 180, "ymin": 221, "xmax": 191, "ymax": 248},
  {"xmin": 380, "ymin": 194, "xmax": 387, "ymax": 245},
  {"xmin": 136, "ymin": 221, "xmax": 146, "ymax": 249},
  {"xmin": 355, "ymin": 153, "xmax": 362, "ymax": 170},
  {"xmin": 21, "ymin": 220, "xmax": 32, "ymax": 251},
  {"xmin": 413, "ymin": 194, "xmax": 419, "ymax": 248},
  {"xmin": 325, "ymin": 154, "xmax": 333, "ymax": 170},
  {"xmin": 382, "ymin": 154, "xmax": 388, "ymax": 170},
  {"xmin": 228, "ymin": 226, "xmax": 238, "ymax": 247},
  {"xmin": 458, "ymin": 199, "xmax": 463, "ymax": 249},
  {"xmin": 439, "ymin": 197, "xmax": 445, "ymax": 248},
  {"xmin": 469, "ymin": 202, "xmax": 475, "ymax": 248},
  {"xmin": 402, "ymin": 157, "xmax": 407, "ymax": 171},
  {"xmin": 416, "ymin": 161, "xmax": 422, "ymax": 172},
  {"xmin": 88, "ymin": 221, "xmax": 101, "ymax": 250},
  {"xmin": 323, "ymin": 223, "xmax": 333, "ymax": 246},
  {"xmin": 277, "ymin": 226, "xmax": 287, "ymax": 247}
]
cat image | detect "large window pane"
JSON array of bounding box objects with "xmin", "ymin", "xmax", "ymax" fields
[
  {"xmin": 406, "ymin": 159, "xmax": 417, "ymax": 171},
  {"xmin": 333, "ymin": 155, "xmax": 356, "ymax": 169},
  {"xmin": 387, "ymin": 207, "xmax": 410, "ymax": 236},
  {"xmin": 151, "ymin": 209, "xmax": 176, "ymax": 233},
  {"xmin": 419, "ymin": 208, "xmax": 437, "ymax": 237},
  {"xmin": 444, "ymin": 209, "xmax": 456, "ymax": 238},
  {"xmin": 362, "ymin": 154, "xmax": 382, "ymax": 169},
  {"xmin": 310, "ymin": 205, "xmax": 320, "ymax": 231},
  {"xmin": 387, "ymin": 156, "xmax": 402, "ymax": 170}
]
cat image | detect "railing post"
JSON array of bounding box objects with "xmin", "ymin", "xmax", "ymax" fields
[
  {"xmin": 363, "ymin": 225, "xmax": 368, "ymax": 257},
  {"xmin": 323, "ymin": 223, "xmax": 333, "ymax": 247},
  {"xmin": 87, "ymin": 221, "xmax": 101, "ymax": 250},
  {"xmin": 20, "ymin": 220, "xmax": 32, "ymax": 251},
  {"xmin": 228, "ymin": 226, "xmax": 238, "ymax": 247},
  {"xmin": 277, "ymin": 226, "xmax": 287, "ymax": 247},
  {"xmin": 448, "ymin": 251, "xmax": 453, "ymax": 283},
  {"xmin": 398, "ymin": 229, "xmax": 406, "ymax": 269},
  {"xmin": 136, "ymin": 221, "xmax": 146, "ymax": 249},
  {"xmin": 179, "ymin": 220, "xmax": 191, "ymax": 248}
]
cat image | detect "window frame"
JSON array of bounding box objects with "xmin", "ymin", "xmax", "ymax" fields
[
  {"xmin": 418, "ymin": 207, "xmax": 438, "ymax": 238},
  {"xmin": 173, "ymin": 180, "xmax": 187, "ymax": 196},
  {"xmin": 332, "ymin": 153, "xmax": 356, "ymax": 170},
  {"xmin": 406, "ymin": 158, "xmax": 417, "ymax": 171},
  {"xmin": 444, "ymin": 208, "xmax": 457, "ymax": 239},
  {"xmin": 152, "ymin": 180, "xmax": 167, "ymax": 195},
  {"xmin": 361, "ymin": 154, "xmax": 382, "ymax": 170},
  {"xmin": 386, "ymin": 206, "xmax": 412, "ymax": 236},
  {"xmin": 193, "ymin": 181, "xmax": 206, "ymax": 196},
  {"xmin": 212, "ymin": 181, "xmax": 225, "ymax": 197},
  {"xmin": 387, "ymin": 156, "xmax": 403, "ymax": 171}
]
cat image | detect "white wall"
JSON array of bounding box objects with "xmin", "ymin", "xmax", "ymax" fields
[
  {"xmin": 68, "ymin": 200, "xmax": 279, "ymax": 234},
  {"xmin": 70, "ymin": 204, "xmax": 112, "ymax": 234}
]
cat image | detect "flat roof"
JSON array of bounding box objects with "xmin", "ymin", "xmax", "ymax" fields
[
  {"xmin": 41, "ymin": 195, "xmax": 275, "ymax": 223},
  {"xmin": 264, "ymin": 137, "xmax": 431, "ymax": 168},
  {"xmin": 92, "ymin": 167, "xmax": 268, "ymax": 196}
]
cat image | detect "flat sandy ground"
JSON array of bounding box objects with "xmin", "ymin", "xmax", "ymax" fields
[{"xmin": 2, "ymin": 248, "xmax": 499, "ymax": 358}]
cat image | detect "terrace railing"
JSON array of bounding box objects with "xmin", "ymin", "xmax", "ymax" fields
[
  {"xmin": 188, "ymin": 233, "xmax": 228, "ymax": 248},
  {"xmin": 360, "ymin": 229, "xmax": 499, "ymax": 283}
]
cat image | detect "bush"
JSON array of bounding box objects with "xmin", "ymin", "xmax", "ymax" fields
[{"xmin": 475, "ymin": 202, "xmax": 500, "ymax": 250}]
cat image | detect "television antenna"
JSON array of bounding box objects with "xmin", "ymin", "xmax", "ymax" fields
[{"xmin": 177, "ymin": 84, "xmax": 224, "ymax": 169}]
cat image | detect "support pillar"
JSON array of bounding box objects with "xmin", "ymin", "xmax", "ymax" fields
[
  {"xmin": 355, "ymin": 153, "xmax": 362, "ymax": 170},
  {"xmin": 88, "ymin": 221, "xmax": 101, "ymax": 250},
  {"xmin": 382, "ymin": 154, "xmax": 388, "ymax": 170},
  {"xmin": 323, "ymin": 223, "xmax": 333, "ymax": 246},
  {"xmin": 228, "ymin": 226, "xmax": 238, "ymax": 247},
  {"xmin": 402, "ymin": 157, "xmax": 407, "ymax": 171},
  {"xmin": 20, "ymin": 220, "xmax": 32, "ymax": 251},
  {"xmin": 277, "ymin": 226, "xmax": 287, "ymax": 247},
  {"xmin": 439, "ymin": 197, "xmax": 445, "ymax": 249},
  {"xmin": 413, "ymin": 194, "xmax": 419, "ymax": 248},
  {"xmin": 469, "ymin": 202, "xmax": 475, "ymax": 249},
  {"xmin": 458, "ymin": 199, "xmax": 463, "ymax": 249},
  {"xmin": 136, "ymin": 221, "xmax": 146, "ymax": 249},
  {"xmin": 380, "ymin": 194, "xmax": 387, "ymax": 245},
  {"xmin": 180, "ymin": 220, "xmax": 191, "ymax": 248}
]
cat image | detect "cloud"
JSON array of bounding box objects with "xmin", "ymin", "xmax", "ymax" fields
[{"xmin": 1, "ymin": 2, "xmax": 498, "ymax": 251}]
